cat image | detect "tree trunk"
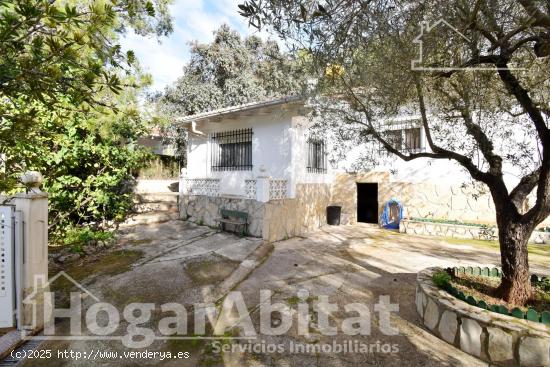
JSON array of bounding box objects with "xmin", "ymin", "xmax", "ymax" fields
[{"xmin": 497, "ymin": 220, "xmax": 533, "ymax": 305}]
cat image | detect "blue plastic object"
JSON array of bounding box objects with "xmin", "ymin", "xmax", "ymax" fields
[{"xmin": 380, "ymin": 198, "xmax": 404, "ymax": 229}]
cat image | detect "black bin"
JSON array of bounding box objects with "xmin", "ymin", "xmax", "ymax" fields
[{"xmin": 326, "ymin": 206, "xmax": 342, "ymax": 225}]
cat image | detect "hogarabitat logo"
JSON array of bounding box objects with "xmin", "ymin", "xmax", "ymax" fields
[{"xmin": 24, "ymin": 273, "xmax": 400, "ymax": 349}]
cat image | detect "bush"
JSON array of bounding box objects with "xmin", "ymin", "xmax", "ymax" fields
[
  {"xmin": 432, "ymin": 270, "xmax": 452, "ymax": 288},
  {"xmin": 536, "ymin": 278, "xmax": 550, "ymax": 292},
  {"xmin": 61, "ymin": 227, "xmax": 114, "ymax": 253}
]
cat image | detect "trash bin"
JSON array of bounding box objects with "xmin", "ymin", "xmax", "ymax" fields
[{"xmin": 326, "ymin": 206, "xmax": 342, "ymax": 225}]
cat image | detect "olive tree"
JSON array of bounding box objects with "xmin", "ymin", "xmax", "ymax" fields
[{"xmin": 240, "ymin": 0, "xmax": 550, "ymax": 304}]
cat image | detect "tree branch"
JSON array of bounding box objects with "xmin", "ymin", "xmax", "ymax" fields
[
  {"xmin": 510, "ymin": 167, "xmax": 541, "ymax": 209},
  {"xmin": 495, "ymin": 64, "xmax": 550, "ymax": 148},
  {"xmin": 518, "ymin": 0, "xmax": 550, "ymax": 29},
  {"xmin": 341, "ymin": 76, "xmax": 495, "ymax": 185}
]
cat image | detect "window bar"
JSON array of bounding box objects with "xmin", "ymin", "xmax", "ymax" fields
[
  {"xmin": 307, "ymin": 139, "xmax": 311, "ymax": 173},
  {"xmin": 209, "ymin": 129, "xmax": 253, "ymax": 171},
  {"xmin": 239, "ymin": 129, "xmax": 242, "ymax": 169}
]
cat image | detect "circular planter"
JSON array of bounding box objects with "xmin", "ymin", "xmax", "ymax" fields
[{"xmin": 416, "ymin": 267, "xmax": 550, "ymax": 366}]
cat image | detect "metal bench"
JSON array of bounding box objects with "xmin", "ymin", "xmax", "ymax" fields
[{"xmin": 217, "ymin": 209, "xmax": 248, "ymax": 235}]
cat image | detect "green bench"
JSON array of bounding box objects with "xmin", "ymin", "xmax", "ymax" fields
[{"xmin": 217, "ymin": 209, "xmax": 248, "ymax": 235}]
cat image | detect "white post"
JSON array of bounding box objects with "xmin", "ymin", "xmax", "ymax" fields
[
  {"xmin": 179, "ymin": 168, "xmax": 188, "ymax": 219},
  {"xmin": 14, "ymin": 171, "xmax": 48, "ymax": 332},
  {"xmin": 179, "ymin": 167, "xmax": 188, "ymax": 195},
  {"xmin": 256, "ymin": 176, "xmax": 271, "ymax": 203}
]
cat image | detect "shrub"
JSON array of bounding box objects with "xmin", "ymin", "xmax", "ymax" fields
[
  {"xmin": 61, "ymin": 227, "xmax": 114, "ymax": 253},
  {"xmin": 432, "ymin": 270, "xmax": 451, "ymax": 288},
  {"xmin": 536, "ymin": 278, "xmax": 550, "ymax": 292}
]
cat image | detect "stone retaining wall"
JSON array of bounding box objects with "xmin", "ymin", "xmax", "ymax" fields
[
  {"xmin": 180, "ymin": 183, "xmax": 331, "ymax": 242},
  {"xmin": 180, "ymin": 195, "xmax": 266, "ymax": 237},
  {"xmin": 416, "ymin": 268, "xmax": 550, "ymax": 366},
  {"xmin": 402, "ymin": 220, "xmax": 550, "ymax": 244},
  {"xmin": 331, "ymin": 172, "xmax": 550, "ymax": 228},
  {"xmin": 262, "ymin": 183, "xmax": 331, "ymax": 242}
]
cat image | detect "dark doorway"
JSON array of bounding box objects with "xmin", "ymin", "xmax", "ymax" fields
[{"xmin": 357, "ymin": 183, "xmax": 378, "ymax": 223}]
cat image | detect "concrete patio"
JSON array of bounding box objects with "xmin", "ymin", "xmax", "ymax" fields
[{"xmin": 14, "ymin": 221, "xmax": 550, "ymax": 367}]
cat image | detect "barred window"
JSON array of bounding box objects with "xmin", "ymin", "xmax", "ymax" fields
[
  {"xmin": 210, "ymin": 129, "xmax": 253, "ymax": 171},
  {"xmin": 404, "ymin": 128, "xmax": 421, "ymax": 151},
  {"xmin": 385, "ymin": 130, "xmax": 403, "ymax": 151},
  {"xmin": 307, "ymin": 139, "xmax": 327, "ymax": 173},
  {"xmin": 379, "ymin": 127, "xmax": 422, "ymax": 153}
]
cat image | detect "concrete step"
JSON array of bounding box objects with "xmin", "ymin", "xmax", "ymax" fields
[
  {"xmin": 134, "ymin": 192, "xmax": 179, "ymax": 204},
  {"xmin": 134, "ymin": 202, "xmax": 179, "ymax": 213},
  {"xmin": 120, "ymin": 210, "xmax": 180, "ymax": 227}
]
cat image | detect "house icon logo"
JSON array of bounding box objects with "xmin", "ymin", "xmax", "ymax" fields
[
  {"xmin": 22, "ymin": 271, "xmax": 100, "ymax": 330},
  {"xmin": 411, "ymin": 19, "xmax": 526, "ymax": 71}
]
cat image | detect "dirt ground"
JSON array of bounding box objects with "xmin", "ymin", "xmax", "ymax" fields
[{"xmin": 17, "ymin": 221, "xmax": 550, "ymax": 367}]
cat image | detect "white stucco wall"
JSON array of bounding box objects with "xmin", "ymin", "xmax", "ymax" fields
[
  {"xmin": 341, "ymin": 126, "xmax": 526, "ymax": 190},
  {"xmin": 290, "ymin": 116, "xmax": 334, "ymax": 186},
  {"xmin": 187, "ymin": 107, "xmax": 295, "ymax": 197}
]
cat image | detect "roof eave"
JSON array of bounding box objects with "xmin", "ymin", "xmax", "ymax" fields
[{"xmin": 174, "ymin": 95, "xmax": 305, "ymax": 125}]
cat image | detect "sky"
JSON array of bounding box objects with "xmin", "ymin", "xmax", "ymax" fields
[{"xmin": 121, "ymin": 0, "xmax": 274, "ymax": 92}]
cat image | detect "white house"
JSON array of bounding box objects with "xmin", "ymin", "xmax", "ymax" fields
[{"xmin": 177, "ymin": 96, "xmax": 549, "ymax": 242}]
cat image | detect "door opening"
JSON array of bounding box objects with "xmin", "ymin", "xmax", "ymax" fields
[{"xmin": 357, "ymin": 183, "xmax": 378, "ymax": 224}]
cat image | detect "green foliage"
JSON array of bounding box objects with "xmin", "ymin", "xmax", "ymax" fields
[
  {"xmin": 0, "ymin": 0, "xmax": 173, "ymax": 239},
  {"xmin": 43, "ymin": 116, "xmax": 151, "ymax": 233},
  {"xmin": 61, "ymin": 226, "xmax": 114, "ymax": 253},
  {"xmin": 13, "ymin": 109, "xmax": 151, "ymax": 235},
  {"xmin": 432, "ymin": 270, "xmax": 451, "ymax": 288},
  {"xmin": 153, "ymin": 25, "xmax": 307, "ymax": 163},
  {"xmin": 0, "ymin": 0, "xmax": 171, "ymax": 107},
  {"xmin": 536, "ymin": 278, "xmax": 550, "ymax": 293},
  {"xmin": 0, "ymin": 0, "xmax": 173, "ymax": 192},
  {"xmin": 1, "ymin": 64, "xmax": 153, "ymax": 235},
  {"xmin": 158, "ymin": 24, "xmax": 305, "ymax": 116}
]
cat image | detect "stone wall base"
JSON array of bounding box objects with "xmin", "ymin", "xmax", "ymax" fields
[
  {"xmin": 180, "ymin": 183, "xmax": 332, "ymax": 242},
  {"xmin": 180, "ymin": 195, "xmax": 266, "ymax": 237},
  {"xmin": 401, "ymin": 219, "xmax": 550, "ymax": 244}
]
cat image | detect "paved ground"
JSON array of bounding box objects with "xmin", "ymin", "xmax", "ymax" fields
[
  {"xmin": 19, "ymin": 221, "xmax": 266, "ymax": 367},
  {"xmin": 230, "ymin": 224, "xmax": 550, "ymax": 367},
  {"xmin": 16, "ymin": 221, "xmax": 550, "ymax": 367}
]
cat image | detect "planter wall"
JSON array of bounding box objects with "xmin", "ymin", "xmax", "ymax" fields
[
  {"xmin": 401, "ymin": 219, "xmax": 550, "ymax": 244},
  {"xmin": 416, "ymin": 268, "xmax": 550, "ymax": 366}
]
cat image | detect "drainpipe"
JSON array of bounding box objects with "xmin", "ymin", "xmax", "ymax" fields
[{"xmin": 189, "ymin": 121, "xmax": 205, "ymax": 137}]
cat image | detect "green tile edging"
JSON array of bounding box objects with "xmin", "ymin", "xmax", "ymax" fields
[{"xmin": 443, "ymin": 266, "xmax": 550, "ymax": 324}]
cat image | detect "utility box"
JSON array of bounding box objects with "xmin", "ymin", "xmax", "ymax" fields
[{"xmin": 0, "ymin": 205, "xmax": 16, "ymax": 328}]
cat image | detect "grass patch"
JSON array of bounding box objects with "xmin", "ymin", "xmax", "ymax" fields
[
  {"xmin": 184, "ymin": 255, "xmax": 240, "ymax": 285},
  {"xmin": 432, "ymin": 270, "xmax": 451, "ymax": 288},
  {"xmin": 443, "ymin": 237, "xmax": 550, "ymax": 257},
  {"xmin": 286, "ymin": 294, "xmax": 317, "ymax": 306},
  {"xmin": 49, "ymin": 250, "xmax": 143, "ymax": 306},
  {"xmin": 52, "ymin": 226, "xmax": 114, "ymax": 253},
  {"xmin": 411, "ymin": 217, "xmax": 492, "ymax": 227}
]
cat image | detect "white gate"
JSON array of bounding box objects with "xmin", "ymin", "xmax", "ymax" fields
[{"xmin": 0, "ymin": 205, "xmax": 16, "ymax": 328}]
